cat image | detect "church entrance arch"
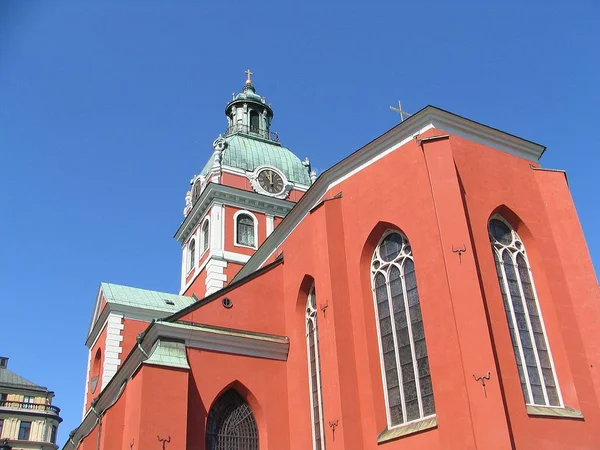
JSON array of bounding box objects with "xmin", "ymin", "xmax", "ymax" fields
[{"xmin": 206, "ymin": 389, "xmax": 259, "ymax": 450}]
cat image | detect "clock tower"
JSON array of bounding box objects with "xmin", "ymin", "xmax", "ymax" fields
[{"xmin": 176, "ymin": 71, "xmax": 315, "ymax": 297}]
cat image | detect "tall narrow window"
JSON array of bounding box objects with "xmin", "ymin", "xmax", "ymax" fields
[
  {"xmin": 206, "ymin": 389, "xmax": 258, "ymax": 450},
  {"xmin": 249, "ymin": 110, "xmax": 260, "ymax": 133},
  {"xmin": 18, "ymin": 421, "xmax": 31, "ymax": 440},
  {"xmin": 236, "ymin": 213, "xmax": 255, "ymax": 247},
  {"xmin": 306, "ymin": 286, "xmax": 326, "ymax": 450},
  {"xmin": 202, "ymin": 219, "xmax": 210, "ymax": 253},
  {"xmin": 50, "ymin": 424, "xmax": 58, "ymax": 444},
  {"xmin": 489, "ymin": 216, "xmax": 561, "ymax": 406},
  {"xmin": 188, "ymin": 239, "xmax": 196, "ymax": 271},
  {"xmin": 371, "ymin": 231, "xmax": 435, "ymax": 427}
]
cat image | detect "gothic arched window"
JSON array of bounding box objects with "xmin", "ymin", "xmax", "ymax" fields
[
  {"xmin": 371, "ymin": 231, "xmax": 435, "ymax": 427},
  {"xmin": 306, "ymin": 286, "xmax": 326, "ymax": 450},
  {"xmin": 188, "ymin": 239, "xmax": 196, "ymax": 271},
  {"xmin": 202, "ymin": 218, "xmax": 210, "ymax": 253},
  {"xmin": 206, "ymin": 389, "xmax": 258, "ymax": 450},
  {"xmin": 236, "ymin": 213, "xmax": 256, "ymax": 248},
  {"xmin": 489, "ymin": 216, "xmax": 561, "ymax": 406}
]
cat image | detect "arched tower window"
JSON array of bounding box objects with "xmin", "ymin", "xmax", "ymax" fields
[
  {"xmin": 188, "ymin": 239, "xmax": 196, "ymax": 271},
  {"xmin": 236, "ymin": 213, "xmax": 256, "ymax": 248},
  {"xmin": 371, "ymin": 231, "xmax": 435, "ymax": 427},
  {"xmin": 306, "ymin": 286, "xmax": 326, "ymax": 450},
  {"xmin": 206, "ymin": 389, "xmax": 258, "ymax": 450},
  {"xmin": 489, "ymin": 216, "xmax": 561, "ymax": 406},
  {"xmin": 202, "ymin": 218, "xmax": 210, "ymax": 253},
  {"xmin": 249, "ymin": 110, "xmax": 259, "ymax": 133}
]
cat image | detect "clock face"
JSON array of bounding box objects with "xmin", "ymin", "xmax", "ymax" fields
[{"xmin": 257, "ymin": 169, "xmax": 284, "ymax": 194}]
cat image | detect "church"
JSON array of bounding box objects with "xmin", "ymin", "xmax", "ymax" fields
[{"xmin": 64, "ymin": 72, "xmax": 600, "ymax": 449}]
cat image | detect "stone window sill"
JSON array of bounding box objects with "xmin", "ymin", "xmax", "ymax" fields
[
  {"xmin": 526, "ymin": 404, "xmax": 583, "ymax": 420},
  {"xmin": 377, "ymin": 416, "xmax": 437, "ymax": 444}
]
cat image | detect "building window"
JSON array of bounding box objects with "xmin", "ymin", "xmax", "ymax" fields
[
  {"xmin": 306, "ymin": 286, "xmax": 326, "ymax": 450},
  {"xmin": 0, "ymin": 418, "xmax": 3, "ymax": 437},
  {"xmin": 202, "ymin": 218, "xmax": 210, "ymax": 253},
  {"xmin": 489, "ymin": 216, "xmax": 561, "ymax": 406},
  {"xmin": 371, "ymin": 231, "xmax": 435, "ymax": 427},
  {"xmin": 0, "ymin": 393, "xmax": 7, "ymax": 403},
  {"xmin": 206, "ymin": 389, "xmax": 258, "ymax": 450},
  {"xmin": 18, "ymin": 421, "xmax": 31, "ymax": 440},
  {"xmin": 236, "ymin": 213, "xmax": 256, "ymax": 248},
  {"xmin": 23, "ymin": 395, "xmax": 34, "ymax": 408},
  {"xmin": 249, "ymin": 110, "xmax": 260, "ymax": 133},
  {"xmin": 50, "ymin": 424, "xmax": 58, "ymax": 444},
  {"xmin": 188, "ymin": 239, "xmax": 196, "ymax": 271}
]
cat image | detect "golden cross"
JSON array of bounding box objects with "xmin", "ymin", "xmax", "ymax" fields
[
  {"xmin": 245, "ymin": 69, "xmax": 253, "ymax": 84},
  {"xmin": 390, "ymin": 100, "xmax": 412, "ymax": 122}
]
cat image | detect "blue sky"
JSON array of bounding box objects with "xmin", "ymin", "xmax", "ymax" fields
[{"xmin": 1, "ymin": 1, "xmax": 598, "ymax": 446}]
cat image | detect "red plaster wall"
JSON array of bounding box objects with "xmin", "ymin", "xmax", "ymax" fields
[
  {"xmin": 121, "ymin": 318, "xmax": 150, "ymax": 361},
  {"xmin": 186, "ymin": 348, "xmax": 289, "ymax": 450}
]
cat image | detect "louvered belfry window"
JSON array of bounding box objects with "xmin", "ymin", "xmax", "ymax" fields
[
  {"xmin": 371, "ymin": 231, "xmax": 435, "ymax": 427},
  {"xmin": 202, "ymin": 219, "xmax": 210, "ymax": 252},
  {"xmin": 306, "ymin": 286, "xmax": 326, "ymax": 449},
  {"xmin": 206, "ymin": 389, "xmax": 259, "ymax": 450},
  {"xmin": 489, "ymin": 217, "xmax": 562, "ymax": 406}
]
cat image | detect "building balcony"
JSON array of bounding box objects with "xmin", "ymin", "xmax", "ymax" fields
[
  {"xmin": 0, "ymin": 400, "xmax": 60, "ymax": 417},
  {"xmin": 224, "ymin": 124, "xmax": 280, "ymax": 143}
]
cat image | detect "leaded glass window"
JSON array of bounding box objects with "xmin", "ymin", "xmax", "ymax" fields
[
  {"xmin": 236, "ymin": 214, "xmax": 255, "ymax": 247},
  {"xmin": 371, "ymin": 231, "xmax": 435, "ymax": 427},
  {"xmin": 202, "ymin": 219, "xmax": 210, "ymax": 253},
  {"xmin": 306, "ymin": 286, "xmax": 326, "ymax": 450},
  {"xmin": 206, "ymin": 389, "xmax": 258, "ymax": 450},
  {"xmin": 489, "ymin": 216, "xmax": 562, "ymax": 407}
]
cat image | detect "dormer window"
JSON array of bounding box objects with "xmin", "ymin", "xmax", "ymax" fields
[{"xmin": 250, "ymin": 110, "xmax": 259, "ymax": 133}]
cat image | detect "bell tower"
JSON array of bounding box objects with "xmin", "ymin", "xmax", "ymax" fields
[{"xmin": 175, "ymin": 71, "xmax": 314, "ymax": 298}]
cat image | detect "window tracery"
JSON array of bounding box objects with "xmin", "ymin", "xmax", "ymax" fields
[
  {"xmin": 306, "ymin": 286, "xmax": 326, "ymax": 449},
  {"xmin": 371, "ymin": 231, "xmax": 435, "ymax": 427},
  {"xmin": 489, "ymin": 216, "xmax": 561, "ymax": 406}
]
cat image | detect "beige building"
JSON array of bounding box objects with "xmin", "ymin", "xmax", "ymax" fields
[{"xmin": 0, "ymin": 357, "xmax": 61, "ymax": 450}]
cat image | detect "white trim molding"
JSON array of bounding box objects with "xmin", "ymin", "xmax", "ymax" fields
[
  {"xmin": 205, "ymin": 258, "xmax": 228, "ymax": 296},
  {"xmin": 101, "ymin": 313, "xmax": 124, "ymax": 391}
]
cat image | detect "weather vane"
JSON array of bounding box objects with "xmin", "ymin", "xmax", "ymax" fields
[{"xmin": 390, "ymin": 100, "xmax": 412, "ymax": 122}]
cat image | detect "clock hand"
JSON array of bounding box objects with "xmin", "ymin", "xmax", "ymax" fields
[{"xmin": 266, "ymin": 171, "xmax": 273, "ymax": 185}]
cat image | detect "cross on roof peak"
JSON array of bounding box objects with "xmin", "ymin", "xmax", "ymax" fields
[
  {"xmin": 390, "ymin": 100, "xmax": 412, "ymax": 122},
  {"xmin": 245, "ymin": 69, "xmax": 253, "ymax": 85}
]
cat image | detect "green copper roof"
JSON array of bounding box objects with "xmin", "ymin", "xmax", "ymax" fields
[
  {"xmin": 145, "ymin": 339, "xmax": 190, "ymax": 369},
  {"xmin": 201, "ymin": 134, "xmax": 311, "ymax": 186},
  {"xmin": 101, "ymin": 283, "xmax": 194, "ymax": 313}
]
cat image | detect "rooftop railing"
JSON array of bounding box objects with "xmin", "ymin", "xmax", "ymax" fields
[
  {"xmin": 224, "ymin": 124, "xmax": 280, "ymax": 142},
  {"xmin": 0, "ymin": 399, "xmax": 60, "ymax": 415}
]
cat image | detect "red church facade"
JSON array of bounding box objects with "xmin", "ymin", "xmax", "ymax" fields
[{"xmin": 65, "ymin": 77, "xmax": 600, "ymax": 450}]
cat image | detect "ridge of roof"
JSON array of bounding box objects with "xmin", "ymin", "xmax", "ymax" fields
[{"xmin": 231, "ymin": 105, "xmax": 546, "ymax": 282}]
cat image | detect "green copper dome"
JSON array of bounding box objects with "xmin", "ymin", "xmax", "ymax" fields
[{"xmin": 201, "ymin": 134, "xmax": 311, "ymax": 186}]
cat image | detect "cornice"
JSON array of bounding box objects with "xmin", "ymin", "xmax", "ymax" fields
[
  {"xmin": 232, "ymin": 105, "xmax": 546, "ymax": 282},
  {"xmin": 174, "ymin": 183, "xmax": 295, "ymax": 243}
]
